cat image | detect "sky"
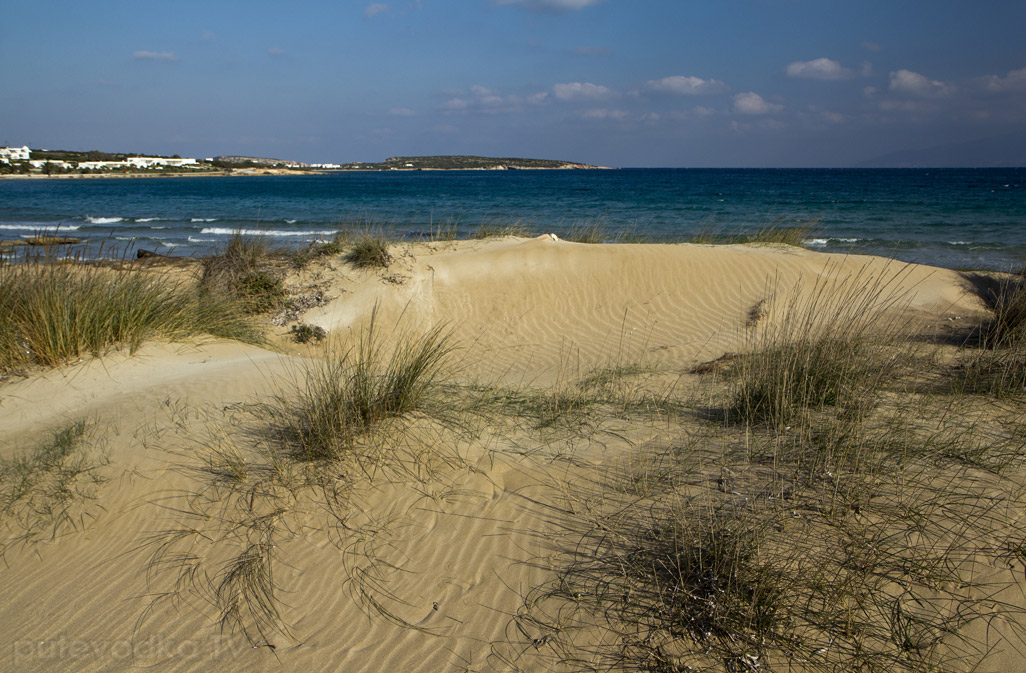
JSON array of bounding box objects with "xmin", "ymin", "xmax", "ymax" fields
[{"xmin": 2, "ymin": 0, "xmax": 1025, "ymax": 167}]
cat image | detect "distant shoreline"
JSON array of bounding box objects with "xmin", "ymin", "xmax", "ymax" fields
[{"xmin": 0, "ymin": 166, "xmax": 615, "ymax": 181}]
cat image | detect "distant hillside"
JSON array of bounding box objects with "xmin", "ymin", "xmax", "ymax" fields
[
  {"xmin": 352, "ymin": 156, "xmax": 605, "ymax": 170},
  {"xmin": 212, "ymin": 155, "xmax": 309, "ymax": 168},
  {"xmin": 858, "ymin": 132, "xmax": 1026, "ymax": 168}
]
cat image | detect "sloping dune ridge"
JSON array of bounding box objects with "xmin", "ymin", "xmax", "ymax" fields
[{"xmin": 5, "ymin": 236, "xmax": 1024, "ymax": 673}]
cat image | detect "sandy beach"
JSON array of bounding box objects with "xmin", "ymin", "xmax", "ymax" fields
[{"xmin": 3, "ymin": 235, "xmax": 1025, "ymax": 672}]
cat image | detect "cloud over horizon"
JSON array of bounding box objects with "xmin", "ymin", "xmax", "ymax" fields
[
  {"xmin": 889, "ymin": 69, "xmax": 955, "ymax": 97},
  {"xmin": 981, "ymin": 67, "xmax": 1026, "ymax": 92},
  {"xmin": 553, "ymin": 81, "xmax": 616, "ymax": 101},
  {"xmin": 132, "ymin": 50, "xmax": 177, "ymax": 62},
  {"xmin": 733, "ymin": 92, "xmax": 781, "ymax": 115},
  {"xmin": 644, "ymin": 75, "xmax": 729, "ymax": 95},
  {"xmin": 786, "ymin": 58, "xmax": 854, "ymax": 80},
  {"xmin": 495, "ymin": 0, "xmax": 601, "ymax": 12}
]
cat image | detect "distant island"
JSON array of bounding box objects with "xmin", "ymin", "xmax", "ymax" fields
[
  {"xmin": 350, "ymin": 156, "xmax": 607, "ymax": 170},
  {"xmin": 0, "ymin": 146, "xmax": 607, "ymax": 177}
]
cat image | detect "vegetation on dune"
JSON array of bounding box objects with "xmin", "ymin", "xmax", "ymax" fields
[
  {"xmin": 265, "ymin": 318, "xmax": 454, "ymax": 460},
  {"xmin": 0, "ymin": 250, "xmax": 260, "ymax": 372},
  {"xmin": 515, "ymin": 264, "xmax": 1026, "ymax": 673},
  {"xmin": 726, "ymin": 267, "xmax": 912, "ymax": 428},
  {"xmin": 344, "ymin": 235, "xmax": 392, "ymax": 269},
  {"xmin": 8, "ymin": 219, "xmax": 1023, "ymax": 668},
  {"xmin": 143, "ymin": 318, "xmax": 459, "ymax": 643},
  {"xmin": 0, "ymin": 421, "xmax": 107, "ymax": 558},
  {"xmin": 200, "ymin": 231, "xmax": 287, "ymax": 313},
  {"xmin": 959, "ymin": 268, "xmax": 1026, "ymax": 395},
  {"xmin": 685, "ymin": 221, "xmax": 817, "ymax": 247}
]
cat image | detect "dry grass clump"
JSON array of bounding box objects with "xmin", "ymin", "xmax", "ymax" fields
[
  {"xmin": 686, "ymin": 221, "xmax": 816, "ymax": 247},
  {"xmin": 474, "ymin": 219, "xmax": 534, "ymax": 239},
  {"xmin": 727, "ymin": 266, "xmax": 912, "ymax": 428},
  {"xmin": 344, "ymin": 235, "xmax": 392, "ymax": 268},
  {"xmin": 519, "ymin": 403, "xmax": 1026, "ymax": 672},
  {"xmin": 0, "ymin": 421, "xmax": 107, "ymax": 558},
  {"xmin": 959, "ymin": 269, "xmax": 1026, "ymax": 396},
  {"xmin": 514, "ymin": 266, "xmax": 1026, "ymax": 673},
  {"xmin": 200, "ymin": 232, "xmax": 286, "ymax": 313},
  {"xmin": 264, "ymin": 318, "xmax": 455, "ymax": 461},
  {"xmin": 0, "ymin": 253, "xmax": 259, "ymax": 371},
  {"xmin": 142, "ymin": 320, "xmax": 461, "ymax": 645}
]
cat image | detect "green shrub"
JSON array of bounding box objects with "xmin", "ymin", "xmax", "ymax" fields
[
  {"xmin": 288, "ymin": 323, "xmax": 326, "ymax": 344},
  {"xmin": 344, "ymin": 236, "xmax": 391, "ymax": 268},
  {"xmin": 236, "ymin": 271, "xmax": 286, "ymax": 313}
]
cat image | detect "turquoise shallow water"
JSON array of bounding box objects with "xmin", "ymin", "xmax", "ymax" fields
[{"xmin": 1, "ymin": 168, "xmax": 1023, "ymax": 270}]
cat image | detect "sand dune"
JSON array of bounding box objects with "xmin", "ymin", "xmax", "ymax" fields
[{"xmin": 1, "ymin": 238, "xmax": 1012, "ymax": 672}]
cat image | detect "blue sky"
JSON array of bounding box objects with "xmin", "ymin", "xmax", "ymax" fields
[{"xmin": 2, "ymin": 0, "xmax": 1025, "ymax": 166}]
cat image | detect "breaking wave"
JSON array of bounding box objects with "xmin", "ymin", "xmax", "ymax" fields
[
  {"xmin": 200, "ymin": 227, "xmax": 336, "ymax": 237},
  {"xmin": 0, "ymin": 223, "xmax": 81, "ymax": 232}
]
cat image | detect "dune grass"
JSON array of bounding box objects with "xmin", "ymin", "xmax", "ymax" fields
[
  {"xmin": 0, "ymin": 420, "xmax": 107, "ymax": 558},
  {"xmin": 0, "ymin": 253, "xmax": 260, "ymax": 372},
  {"xmin": 200, "ymin": 231, "xmax": 287, "ymax": 313},
  {"xmin": 726, "ymin": 265, "xmax": 913, "ymax": 428},
  {"xmin": 515, "ymin": 283, "xmax": 1026, "ymax": 672},
  {"xmin": 685, "ymin": 220, "xmax": 816, "ymax": 247},
  {"xmin": 143, "ymin": 317, "xmax": 458, "ymax": 643},
  {"xmin": 265, "ymin": 318, "xmax": 455, "ymax": 460},
  {"xmin": 344, "ymin": 234, "xmax": 393, "ymax": 269},
  {"xmin": 473, "ymin": 219, "xmax": 534, "ymax": 239},
  {"xmin": 959, "ymin": 268, "xmax": 1026, "ymax": 396}
]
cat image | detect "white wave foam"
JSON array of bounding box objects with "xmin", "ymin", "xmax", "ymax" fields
[
  {"xmin": 200, "ymin": 227, "xmax": 336, "ymax": 237},
  {"xmin": 285, "ymin": 219, "xmax": 298, "ymax": 224},
  {"xmin": 191, "ymin": 218, "xmax": 217, "ymax": 223},
  {"xmin": 135, "ymin": 217, "xmax": 162, "ymax": 222},
  {"xmin": 948, "ymin": 241, "xmax": 971, "ymax": 246},
  {"xmin": 85, "ymin": 216, "xmax": 124, "ymax": 224},
  {"xmin": 805, "ymin": 237, "xmax": 859, "ymax": 246},
  {"xmin": 187, "ymin": 236, "xmax": 216, "ymax": 243},
  {"xmin": 0, "ymin": 224, "xmax": 81, "ymax": 232}
]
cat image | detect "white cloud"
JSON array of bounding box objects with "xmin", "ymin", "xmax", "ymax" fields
[
  {"xmin": 645, "ymin": 75, "xmax": 729, "ymax": 95},
  {"xmin": 364, "ymin": 3, "xmax": 389, "ymax": 18},
  {"xmin": 267, "ymin": 47, "xmax": 285, "ymax": 56},
  {"xmin": 980, "ymin": 67, "xmax": 1026, "ymax": 92},
  {"xmin": 785, "ymin": 58, "xmax": 853, "ymax": 80},
  {"xmin": 441, "ymin": 85, "xmax": 523, "ymax": 113},
  {"xmin": 133, "ymin": 50, "xmax": 177, "ymax": 62},
  {"xmin": 582, "ymin": 108, "xmax": 627, "ymax": 120},
  {"xmin": 528, "ymin": 92, "xmax": 550, "ymax": 104},
  {"xmin": 553, "ymin": 81, "xmax": 616, "ymax": 101},
  {"xmin": 495, "ymin": 0, "xmax": 600, "ymax": 11},
  {"xmin": 888, "ymin": 69, "xmax": 954, "ymax": 97},
  {"xmin": 862, "ymin": 41, "xmax": 883, "ymax": 52},
  {"xmin": 470, "ymin": 85, "xmax": 505, "ymax": 106},
  {"xmin": 733, "ymin": 92, "xmax": 781, "ymax": 115}
]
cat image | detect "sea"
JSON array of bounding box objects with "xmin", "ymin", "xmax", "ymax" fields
[{"xmin": 1, "ymin": 168, "xmax": 1024, "ymax": 271}]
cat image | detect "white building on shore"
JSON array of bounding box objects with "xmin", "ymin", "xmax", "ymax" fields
[
  {"xmin": 0, "ymin": 146, "xmax": 30, "ymax": 163},
  {"xmin": 127, "ymin": 156, "xmax": 199, "ymax": 168}
]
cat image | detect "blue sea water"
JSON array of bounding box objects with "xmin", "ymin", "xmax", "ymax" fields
[{"xmin": 1, "ymin": 168, "xmax": 1024, "ymax": 270}]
